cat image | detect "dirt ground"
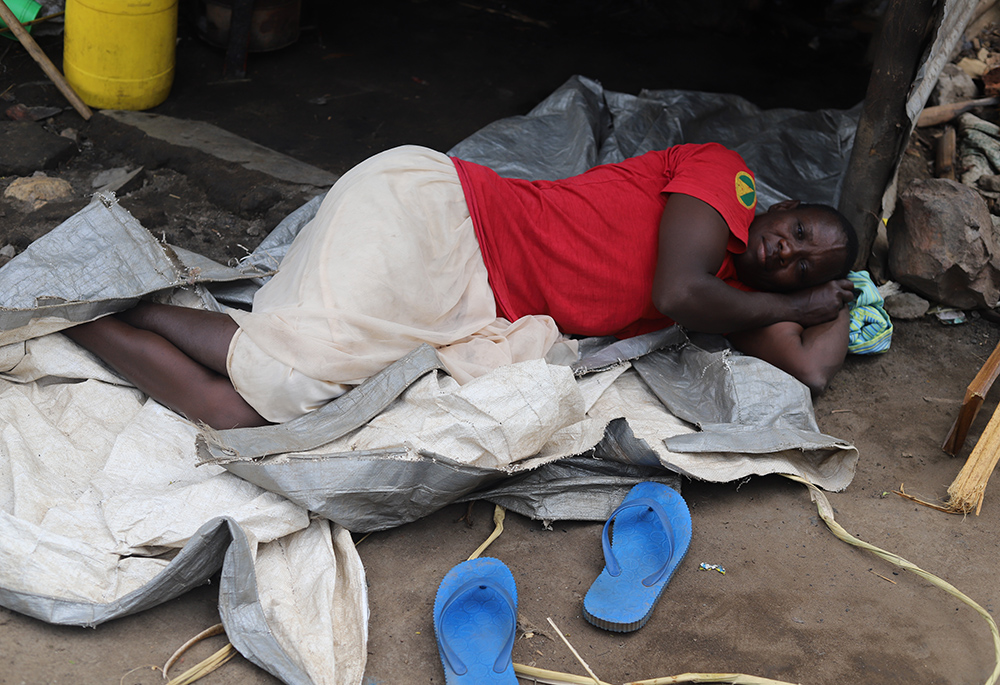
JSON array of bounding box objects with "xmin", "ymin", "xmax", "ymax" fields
[{"xmin": 2, "ymin": 1, "xmax": 999, "ymax": 683}]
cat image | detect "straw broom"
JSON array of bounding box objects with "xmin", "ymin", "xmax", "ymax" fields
[{"xmin": 945, "ymin": 400, "xmax": 1000, "ymax": 514}]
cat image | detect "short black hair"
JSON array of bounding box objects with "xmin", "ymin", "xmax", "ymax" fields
[{"xmin": 799, "ymin": 203, "xmax": 859, "ymax": 277}]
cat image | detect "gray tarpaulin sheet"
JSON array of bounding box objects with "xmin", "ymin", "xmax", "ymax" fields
[{"xmin": 0, "ymin": 75, "xmax": 867, "ymax": 684}]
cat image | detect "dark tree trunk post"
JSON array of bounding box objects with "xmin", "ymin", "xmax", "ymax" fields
[
  {"xmin": 838, "ymin": 0, "xmax": 939, "ymax": 271},
  {"xmin": 224, "ymin": 0, "xmax": 255, "ymax": 79}
]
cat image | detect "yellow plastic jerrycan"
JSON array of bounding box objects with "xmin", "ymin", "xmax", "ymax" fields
[{"xmin": 64, "ymin": 0, "xmax": 178, "ymax": 111}]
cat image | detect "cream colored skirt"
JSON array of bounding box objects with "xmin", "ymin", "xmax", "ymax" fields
[{"xmin": 227, "ymin": 146, "xmax": 565, "ymax": 422}]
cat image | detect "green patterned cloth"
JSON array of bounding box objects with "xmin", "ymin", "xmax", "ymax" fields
[{"xmin": 847, "ymin": 270, "xmax": 892, "ymax": 354}]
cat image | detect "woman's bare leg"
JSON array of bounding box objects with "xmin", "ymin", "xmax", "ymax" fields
[
  {"xmin": 63, "ymin": 315, "xmax": 270, "ymax": 430},
  {"xmin": 114, "ymin": 301, "xmax": 238, "ymax": 376}
]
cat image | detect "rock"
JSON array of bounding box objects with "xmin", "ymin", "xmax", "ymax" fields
[
  {"xmin": 985, "ymin": 66, "xmax": 1000, "ymax": 98},
  {"xmin": 3, "ymin": 175, "xmax": 76, "ymax": 210},
  {"xmin": 5, "ymin": 103, "xmax": 32, "ymax": 121},
  {"xmin": 0, "ymin": 245, "xmax": 14, "ymax": 269},
  {"xmin": 884, "ymin": 292, "xmax": 930, "ymax": 319},
  {"xmin": 887, "ymin": 178, "xmax": 1000, "ymax": 309},
  {"xmin": 91, "ymin": 166, "xmax": 145, "ymax": 195},
  {"xmin": 239, "ymin": 185, "xmax": 282, "ymax": 216},
  {"xmin": 0, "ymin": 121, "xmax": 77, "ymax": 176},
  {"xmin": 979, "ymin": 174, "xmax": 1000, "ymax": 192},
  {"xmin": 958, "ymin": 56, "xmax": 989, "ymax": 78},
  {"xmin": 877, "ymin": 279, "xmax": 930, "ymax": 319},
  {"xmin": 5, "ymin": 104, "xmax": 63, "ymax": 121},
  {"xmin": 934, "ymin": 63, "xmax": 979, "ymax": 104},
  {"xmin": 92, "ymin": 167, "xmax": 129, "ymax": 188}
]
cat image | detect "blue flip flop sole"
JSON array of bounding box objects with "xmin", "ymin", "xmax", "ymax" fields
[
  {"xmin": 583, "ymin": 481, "xmax": 692, "ymax": 632},
  {"xmin": 434, "ymin": 557, "xmax": 518, "ymax": 684}
]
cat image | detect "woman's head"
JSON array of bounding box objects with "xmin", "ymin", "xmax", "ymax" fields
[{"xmin": 734, "ymin": 200, "xmax": 858, "ymax": 292}]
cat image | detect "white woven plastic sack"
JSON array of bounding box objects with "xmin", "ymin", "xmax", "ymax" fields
[{"xmin": 0, "ymin": 310, "xmax": 368, "ymax": 685}]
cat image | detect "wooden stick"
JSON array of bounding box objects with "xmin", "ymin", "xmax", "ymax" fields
[
  {"xmin": 0, "ymin": 0, "xmax": 91, "ymax": 120},
  {"xmin": 546, "ymin": 617, "xmax": 604, "ymax": 685},
  {"xmin": 0, "ymin": 9, "xmax": 63, "ymax": 35},
  {"xmin": 917, "ymin": 96, "xmax": 1000, "ymax": 127},
  {"xmin": 935, "ymin": 125, "xmax": 956, "ymax": 180},
  {"xmin": 942, "ymin": 339, "xmax": 1000, "ymax": 455}
]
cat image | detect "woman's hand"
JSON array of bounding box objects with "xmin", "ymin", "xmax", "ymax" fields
[{"xmin": 788, "ymin": 279, "xmax": 856, "ymax": 328}]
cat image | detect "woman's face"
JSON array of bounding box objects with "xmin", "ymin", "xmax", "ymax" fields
[{"xmin": 735, "ymin": 203, "xmax": 848, "ymax": 292}]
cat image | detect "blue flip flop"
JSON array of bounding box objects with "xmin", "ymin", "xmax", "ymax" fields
[
  {"xmin": 433, "ymin": 557, "xmax": 518, "ymax": 684},
  {"xmin": 582, "ymin": 481, "xmax": 692, "ymax": 632}
]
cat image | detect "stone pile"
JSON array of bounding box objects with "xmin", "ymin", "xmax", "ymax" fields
[{"xmin": 887, "ymin": 25, "xmax": 1000, "ymax": 319}]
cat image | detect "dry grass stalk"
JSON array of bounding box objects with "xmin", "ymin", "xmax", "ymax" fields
[
  {"xmin": 868, "ymin": 569, "xmax": 897, "ymax": 584},
  {"xmin": 893, "ymin": 484, "xmax": 956, "ymax": 513},
  {"xmin": 626, "ymin": 674, "xmax": 800, "ymax": 684},
  {"xmin": 786, "ymin": 474, "xmax": 1000, "ymax": 685},
  {"xmin": 0, "ymin": 10, "xmax": 64, "ymax": 36},
  {"xmin": 119, "ymin": 665, "xmax": 162, "ymax": 684},
  {"xmin": 513, "ymin": 663, "xmax": 614, "ymax": 685},
  {"xmin": 546, "ymin": 617, "xmax": 604, "ymax": 685},
  {"xmin": 467, "ymin": 504, "xmax": 505, "ymax": 560},
  {"xmin": 162, "ymin": 623, "xmax": 226, "ymax": 678},
  {"xmin": 165, "ymin": 644, "xmax": 236, "ymax": 685}
]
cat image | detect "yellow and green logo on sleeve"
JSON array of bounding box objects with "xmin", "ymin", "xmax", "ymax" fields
[{"xmin": 734, "ymin": 171, "xmax": 756, "ymax": 210}]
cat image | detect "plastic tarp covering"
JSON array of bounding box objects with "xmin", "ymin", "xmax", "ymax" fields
[
  {"xmin": 448, "ymin": 75, "xmax": 860, "ymax": 209},
  {"xmin": 0, "ymin": 208, "xmax": 369, "ymax": 685},
  {"xmin": 0, "ymin": 75, "xmax": 861, "ymax": 684}
]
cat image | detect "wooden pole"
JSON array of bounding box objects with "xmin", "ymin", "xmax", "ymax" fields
[
  {"xmin": 918, "ymin": 96, "xmax": 1000, "ymax": 127},
  {"xmin": 0, "ymin": 0, "xmax": 92, "ymax": 120},
  {"xmin": 223, "ymin": 0, "xmax": 254, "ymax": 79},
  {"xmin": 935, "ymin": 125, "xmax": 956, "ymax": 180},
  {"xmin": 942, "ymin": 338, "xmax": 1000, "ymax": 455},
  {"xmin": 838, "ymin": 0, "xmax": 937, "ymax": 270}
]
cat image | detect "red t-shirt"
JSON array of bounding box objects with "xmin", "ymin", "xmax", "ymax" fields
[{"xmin": 452, "ymin": 143, "xmax": 757, "ymax": 338}]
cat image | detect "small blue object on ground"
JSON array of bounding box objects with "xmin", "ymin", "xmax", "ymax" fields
[
  {"xmin": 434, "ymin": 557, "xmax": 518, "ymax": 684},
  {"xmin": 583, "ymin": 481, "xmax": 692, "ymax": 632}
]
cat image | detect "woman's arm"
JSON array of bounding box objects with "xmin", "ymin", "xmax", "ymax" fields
[
  {"xmin": 651, "ymin": 194, "xmax": 851, "ymax": 333},
  {"xmin": 726, "ymin": 306, "xmax": 850, "ymax": 394}
]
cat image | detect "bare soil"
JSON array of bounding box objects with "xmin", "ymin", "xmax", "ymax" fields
[{"xmin": 2, "ymin": 2, "xmax": 999, "ymax": 684}]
